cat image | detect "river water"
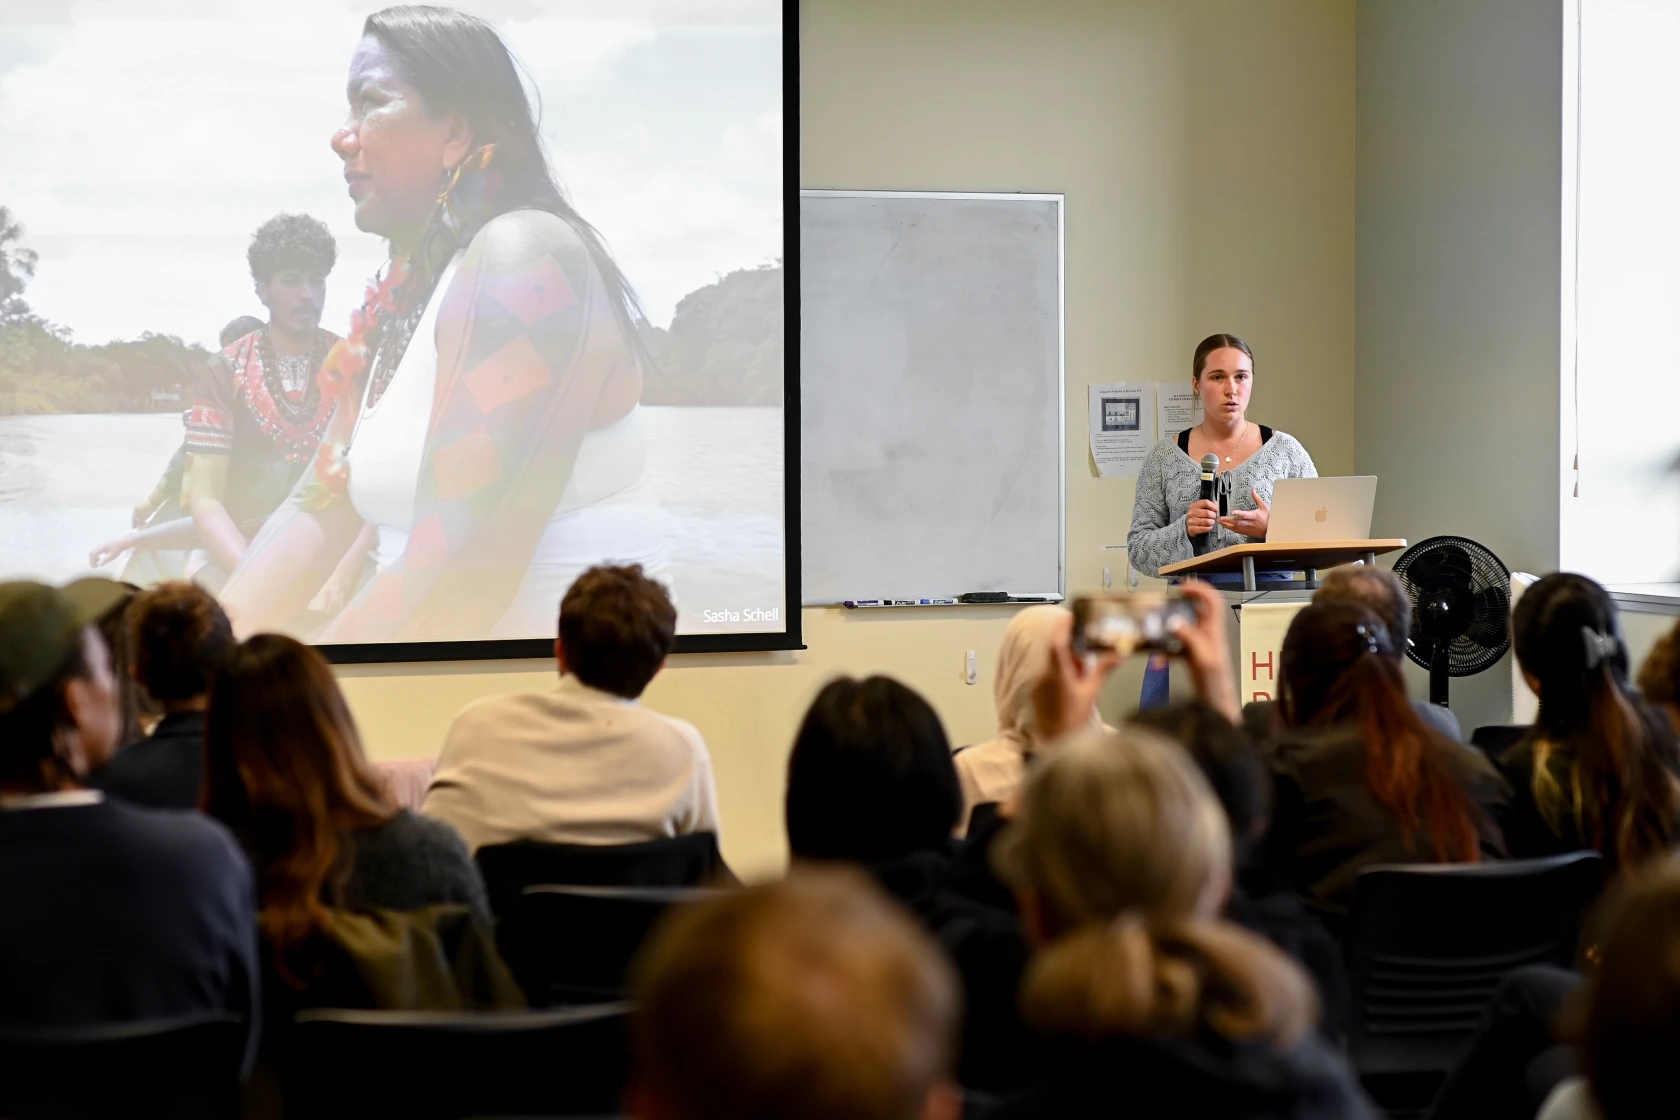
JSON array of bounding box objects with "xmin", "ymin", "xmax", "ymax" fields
[{"xmin": 0, "ymin": 407, "xmax": 786, "ymax": 636}]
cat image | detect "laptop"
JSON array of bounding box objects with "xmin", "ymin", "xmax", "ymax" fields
[{"xmin": 1266, "ymin": 476, "xmax": 1378, "ymax": 543}]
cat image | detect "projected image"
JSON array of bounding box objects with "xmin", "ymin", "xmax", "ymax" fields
[{"xmin": 0, "ymin": 0, "xmax": 786, "ymax": 644}]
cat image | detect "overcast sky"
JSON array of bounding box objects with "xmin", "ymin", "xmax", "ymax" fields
[{"xmin": 0, "ymin": 0, "xmax": 783, "ymax": 346}]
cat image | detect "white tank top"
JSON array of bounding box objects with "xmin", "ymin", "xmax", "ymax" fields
[{"xmin": 346, "ymin": 252, "xmax": 669, "ymax": 634}]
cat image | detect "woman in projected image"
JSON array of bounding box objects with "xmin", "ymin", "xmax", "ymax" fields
[{"xmin": 220, "ymin": 4, "xmax": 669, "ymax": 642}]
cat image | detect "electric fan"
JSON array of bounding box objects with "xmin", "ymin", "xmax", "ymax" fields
[{"xmin": 1390, "ymin": 535, "xmax": 1512, "ymax": 707}]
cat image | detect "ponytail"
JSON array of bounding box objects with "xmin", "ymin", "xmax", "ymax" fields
[
  {"xmin": 1282, "ymin": 602, "xmax": 1484, "ymax": 864},
  {"xmin": 1337, "ymin": 654, "xmax": 1483, "ymax": 863},
  {"xmin": 1020, "ymin": 914, "xmax": 1315, "ymax": 1048},
  {"xmin": 1532, "ymin": 663, "xmax": 1680, "ymax": 873}
]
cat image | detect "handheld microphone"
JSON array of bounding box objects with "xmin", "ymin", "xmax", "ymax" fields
[{"xmin": 1191, "ymin": 453, "xmax": 1218, "ymax": 556}]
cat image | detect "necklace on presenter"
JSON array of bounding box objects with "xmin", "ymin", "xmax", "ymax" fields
[{"xmin": 1206, "ymin": 420, "xmax": 1250, "ymax": 464}]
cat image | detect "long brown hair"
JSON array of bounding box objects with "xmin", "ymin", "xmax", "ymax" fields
[
  {"xmin": 994, "ymin": 730, "xmax": 1316, "ymax": 1048},
  {"xmin": 1280, "ymin": 601, "xmax": 1483, "ymax": 863},
  {"xmin": 202, "ymin": 633, "xmax": 393, "ymax": 983},
  {"xmin": 1515, "ymin": 573, "xmax": 1680, "ymax": 873}
]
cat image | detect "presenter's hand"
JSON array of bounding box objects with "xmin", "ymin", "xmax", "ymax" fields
[
  {"xmin": 1218, "ymin": 489, "xmax": 1270, "ymax": 539},
  {"xmin": 1172, "ymin": 580, "xmax": 1240, "ymax": 724},
  {"xmin": 1187, "ymin": 498, "xmax": 1220, "ymax": 538},
  {"xmin": 1035, "ymin": 612, "xmax": 1124, "ymax": 744}
]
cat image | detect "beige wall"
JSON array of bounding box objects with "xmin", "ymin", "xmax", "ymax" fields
[{"xmin": 336, "ymin": 0, "xmax": 1357, "ymax": 880}]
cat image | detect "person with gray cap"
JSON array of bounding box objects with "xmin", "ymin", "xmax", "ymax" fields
[{"xmin": 0, "ymin": 578, "xmax": 259, "ymax": 1067}]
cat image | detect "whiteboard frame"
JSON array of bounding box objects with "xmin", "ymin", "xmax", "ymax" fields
[{"xmin": 798, "ymin": 189, "xmax": 1067, "ymax": 603}]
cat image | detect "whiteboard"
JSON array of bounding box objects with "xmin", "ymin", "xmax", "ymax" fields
[{"xmin": 800, "ymin": 190, "xmax": 1065, "ymax": 604}]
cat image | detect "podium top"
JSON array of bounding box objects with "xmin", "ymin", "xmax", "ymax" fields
[{"xmin": 1158, "ymin": 539, "xmax": 1407, "ymax": 579}]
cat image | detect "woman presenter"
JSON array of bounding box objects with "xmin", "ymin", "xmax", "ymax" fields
[{"xmin": 1127, "ymin": 333, "xmax": 1317, "ymax": 581}]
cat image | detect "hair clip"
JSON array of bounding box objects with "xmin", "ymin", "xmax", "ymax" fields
[
  {"xmin": 1354, "ymin": 622, "xmax": 1380, "ymax": 655},
  {"xmin": 1582, "ymin": 626, "xmax": 1620, "ymax": 671}
]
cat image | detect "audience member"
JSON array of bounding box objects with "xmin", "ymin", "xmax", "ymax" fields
[
  {"xmin": 1500, "ymin": 573, "xmax": 1680, "ymax": 875},
  {"xmin": 1264, "ymin": 601, "xmax": 1507, "ymax": 931},
  {"xmin": 953, "ymin": 605, "xmax": 1098, "ymax": 832},
  {"xmin": 1527, "ymin": 859, "xmax": 1680, "ymax": 1120},
  {"xmin": 0, "ymin": 579, "xmax": 257, "ymax": 1058},
  {"xmin": 1635, "ymin": 619, "xmax": 1680, "ymax": 734},
  {"xmin": 202, "ymin": 633, "xmax": 487, "ymax": 1005},
  {"xmin": 1132, "ymin": 700, "xmax": 1348, "ymax": 1038},
  {"xmin": 73, "ymin": 577, "xmax": 151, "ymax": 750},
  {"xmin": 629, "ymin": 867, "xmax": 962, "ymax": 1120},
  {"xmin": 785, "ymin": 674, "xmax": 1042, "ymax": 1094},
  {"xmin": 1243, "ymin": 565, "xmax": 1462, "ymax": 742},
  {"xmin": 989, "ymin": 729, "xmax": 1375, "ymax": 1119},
  {"xmin": 92, "ymin": 581, "xmax": 233, "ymax": 809},
  {"xmin": 787, "ymin": 675, "xmax": 961, "ymax": 883},
  {"xmin": 424, "ymin": 564, "xmax": 719, "ymax": 851}
]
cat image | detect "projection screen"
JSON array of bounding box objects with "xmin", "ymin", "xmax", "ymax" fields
[{"xmin": 0, "ymin": 0, "xmax": 797, "ymax": 659}]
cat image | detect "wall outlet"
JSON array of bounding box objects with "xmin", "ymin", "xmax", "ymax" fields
[
  {"xmin": 1102, "ymin": 567, "xmax": 1112, "ymax": 589},
  {"xmin": 965, "ymin": 649, "xmax": 978, "ymax": 685}
]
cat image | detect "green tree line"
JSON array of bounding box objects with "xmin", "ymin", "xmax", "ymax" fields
[
  {"xmin": 0, "ymin": 206, "xmax": 207, "ymax": 415},
  {"xmin": 1, "ymin": 204, "xmax": 784, "ymax": 415}
]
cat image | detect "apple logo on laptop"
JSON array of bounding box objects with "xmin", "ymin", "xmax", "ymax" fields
[{"xmin": 1314, "ymin": 507, "xmax": 1329, "ymax": 523}]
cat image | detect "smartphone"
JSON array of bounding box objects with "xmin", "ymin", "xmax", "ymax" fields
[{"xmin": 1070, "ymin": 591, "xmax": 1198, "ymax": 657}]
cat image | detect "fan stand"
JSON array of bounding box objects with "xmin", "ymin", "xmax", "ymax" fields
[{"xmin": 1428, "ymin": 643, "xmax": 1451, "ymax": 707}]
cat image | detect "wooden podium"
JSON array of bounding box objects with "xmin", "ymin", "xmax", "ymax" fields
[{"xmin": 1159, "ymin": 539, "xmax": 1408, "ymax": 592}]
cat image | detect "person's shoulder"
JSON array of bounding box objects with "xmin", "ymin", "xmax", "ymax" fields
[
  {"xmin": 469, "ymin": 208, "xmax": 594, "ymax": 279},
  {"xmin": 645, "ymin": 704, "xmax": 709, "ymax": 755},
  {"xmin": 367, "ymin": 808, "xmax": 470, "ymax": 860},
  {"xmin": 445, "ymin": 690, "xmax": 546, "ymax": 734},
  {"xmin": 100, "ymin": 800, "xmax": 249, "ymax": 876}
]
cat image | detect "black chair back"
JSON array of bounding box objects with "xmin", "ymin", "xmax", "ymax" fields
[
  {"xmin": 504, "ymin": 885, "xmax": 720, "ymax": 1006},
  {"xmin": 474, "ymin": 832, "xmax": 730, "ymax": 918},
  {"xmin": 0, "ymin": 1013, "xmax": 244, "ymax": 1120},
  {"xmin": 1345, "ymin": 852, "xmax": 1603, "ymax": 1086},
  {"xmin": 287, "ymin": 1003, "xmax": 631, "ymax": 1119}
]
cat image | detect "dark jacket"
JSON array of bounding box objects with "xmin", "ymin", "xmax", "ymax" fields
[
  {"xmin": 862, "ymin": 840, "xmax": 1044, "ymax": 1096},
  {"xmin": 93, "ymin": 710, "xmax": 207, "ymax": 811},
  {"xmin": 257, "ymin": 813, "xmax": 494, "ymax": 1048},
  {"xmin": 1495, "ymin": 725, "xmax": 1680, "ymax": 872},
  {"xmin": 1264, "ymin": 722, "xmax": 1509, "ymax": 931},
  {"xmin": 1227, "ymin": 863, "xmax": 1349, "ymax": 1041},
  {"xmin": 985, "ymin": 1026, "xmax": 1378, "ymax": 1120},
  {"xmin": 1244, "ymin": 697, "xmax": 1464, "ymax": 744},
  {"xmin": 0, "ymin": 796, "xmax": 259, "ymax": 1067}
]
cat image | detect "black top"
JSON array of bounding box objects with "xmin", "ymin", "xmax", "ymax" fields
[
  {"xmin": 0, "ymin": 798, "xmax": 258, "ymax": 1063},
  {"xmin": 339, "ymin": 810, "xmax": 489, "ymax": 920},
  {"xmin": 1494, "ymin": 725, "xmax": 1680, "ymax": 872},
  {"xmin": 1227, "ymin": 864, "xmax": 1349, "ymax": 1042},
  {"xmin": 92, "ymin": 711, "xmax": 206, "ymax": 811},
  {"xmin": 1244, "ymin": 697, "xmax": 1464, "ymax": 745},
  {"xmin": 1179, "ymin": 424, "xmax": 1275, "ymax": 454},
  {"xmin": 1264, "ymin": 722, "xmax": 1510, "ymax": 931},
  {"xmin": 986, "ymin": 1026, "xmax": 1377, "ymax": 1120},
  {"xmin": 857, "ymin": 840, "xmax": 1044, "ymax": 1096}
]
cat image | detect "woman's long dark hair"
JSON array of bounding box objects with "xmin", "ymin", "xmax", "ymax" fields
[
  {"xmin": 1514, "ymin": 573, "xmax": 1680, "ymax": 873},
  {"xmin": 785, "ymin": 676, "xmax": 962, "ymax": 864},
  {"xmin": 1280, "ymin": 601, "xmax": 1483, "ymax": 863},
  {"xmin": 364, "ymin": 5, "xmax": 651, "ymax": 366},
  {"xmin": 202, "ymin": 634, "xmax": 394, "ymax": 985}
]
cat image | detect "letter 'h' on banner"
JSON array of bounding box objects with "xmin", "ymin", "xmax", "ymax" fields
[{"xmin": 1237, "ymin": 602, "xmax": 1308, "ymax": 707}]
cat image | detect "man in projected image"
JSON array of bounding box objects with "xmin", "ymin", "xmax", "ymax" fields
[
  {"xmin": 181, "ymin": 214, "xmax": 344, "ymax": 590},
  {"xmin": 219, "ymin": 5, "xmax": 668, "ymax": 643}
]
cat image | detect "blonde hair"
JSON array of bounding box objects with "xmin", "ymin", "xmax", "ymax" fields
[
  {"xmin": 631, "ymin": 867, "xmax": 958, "ymax": 1120},
  {"xmin": 995, "ymin": 729, "xmax": 1315, "ymax": 1046}
]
